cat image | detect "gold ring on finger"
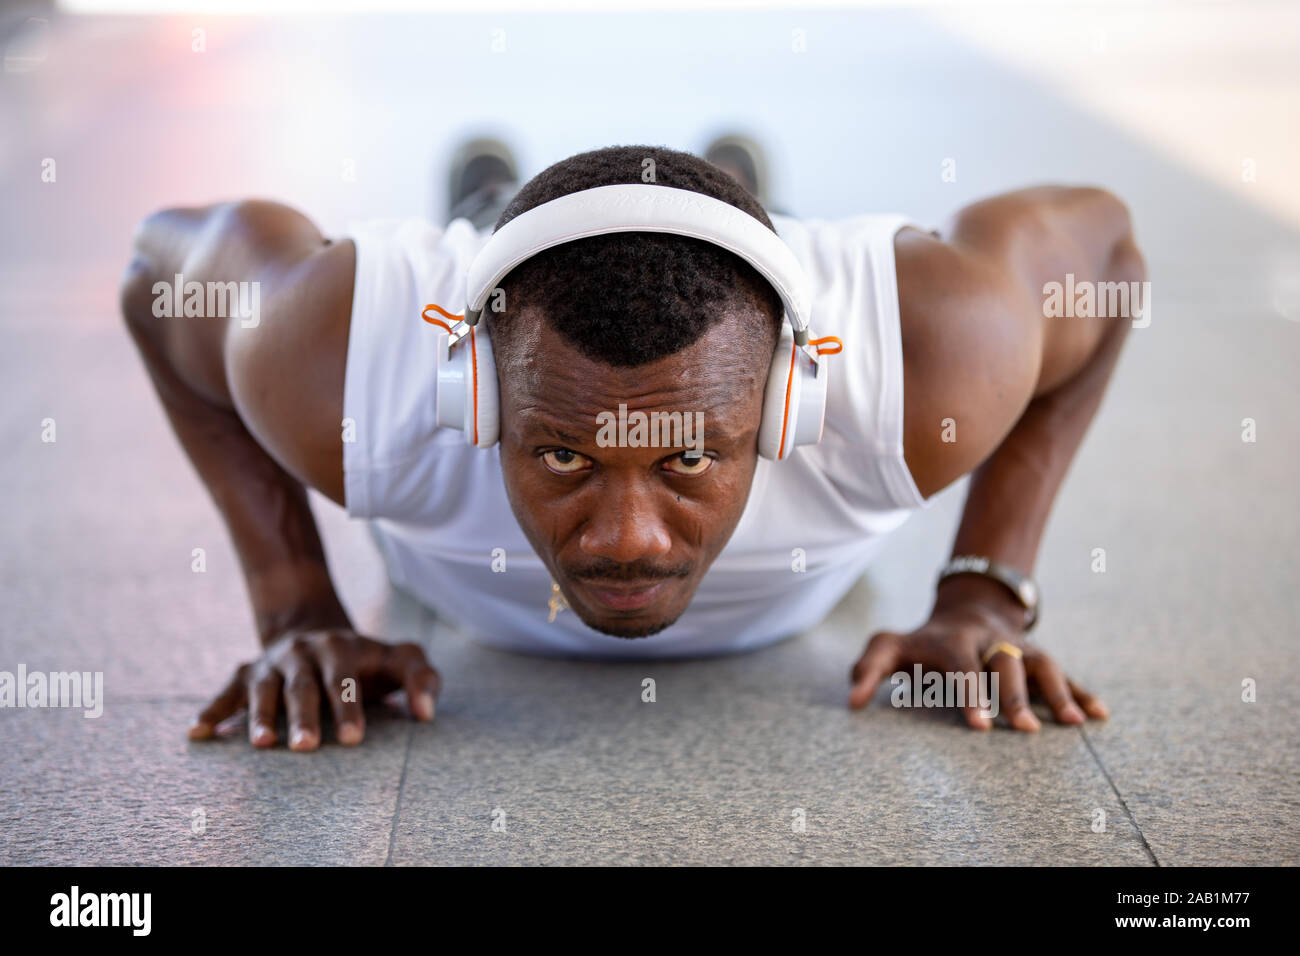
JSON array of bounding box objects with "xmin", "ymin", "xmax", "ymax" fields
[{"xmin": 980, "ymin": 641, "xmax": 1024, "ymax": 667}]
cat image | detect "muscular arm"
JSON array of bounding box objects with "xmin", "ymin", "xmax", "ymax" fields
[
  {"xmin": 902, "ymin": 186, "xmax": 1144, "ymax": 613},
  {"xmin": 121, "ymin": 201, "xmax": 354, "ymax": 642},
  {"xmin": 121, "ymin": 200, "xmax": 438, "ymax": 749},
  {"xmin": 851, "ymin": 186, "xmax": 1145, "ymax": 729}
]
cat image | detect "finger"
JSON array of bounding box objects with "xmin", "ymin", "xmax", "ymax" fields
[
  {"xmin": 848, "ymin": 632, "xmax": 903, "ymax": 710},
  {"xmin": 1067, "ymin": 677, "xmax": 1110, "ymax": 720},
  {"xmin": 987, "ymin": 647, "xmax": 1039, "ymax": 731},
  {"xmin": 190, "ymin": 666, "xmax": 248, "ymax": 740},
  {"xmin": 389, "ymin": 642, "xmax": 441, "ymax": 721},
  {"xmin": 320, "ymin": 634, "xmax": 365, "ymax": 745},
  {"xmin": 951, "ymin": 654, "xmax": 995, "ymax": 732},
  {"xmin": 280, "ymin": 644, "xmax": 323, "ymax": 752},
  {"xmin": 1025, "ymin": 651, "xmax": 1085, "ymax": 725},
  {"xmin": 248, "ymin": 668, "xmax": 283, "ymax": 747}
]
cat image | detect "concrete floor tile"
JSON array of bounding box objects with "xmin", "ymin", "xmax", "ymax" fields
[
  {"xmin": 2, "ymin": 4, "xmax": 1298, "ymax": 866},
  {"xmin": 0, "ymin": 701, "xmax": 410, "ymax": 865},
  {"xmin": 389, "ymin": 629, "xmax": 1151, "ymax": 865}
]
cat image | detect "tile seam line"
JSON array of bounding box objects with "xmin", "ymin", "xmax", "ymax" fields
[
  {"xmin": 1080, "ymin": 725, "xmax": 1159, "ymax": 866},
  {"xmin": 384, "ymin": 723, "xmax": 415, "ymax": 868},
  {"xmin": 385, "ymin": 599, "xmax": 434, "ymax": 867}
]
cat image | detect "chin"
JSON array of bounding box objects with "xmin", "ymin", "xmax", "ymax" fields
[
  {"xmin": 579, "ymin": 610, "xmax": 682, "ymax": 640},
  {"xmin": 564, "ymin": 574, "xmax": 697, "ymax": 639}
]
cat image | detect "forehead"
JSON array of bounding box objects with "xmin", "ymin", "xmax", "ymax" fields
[{"xmin": 499, "ymin": 310, "xmax": 772, "ymax": 434}]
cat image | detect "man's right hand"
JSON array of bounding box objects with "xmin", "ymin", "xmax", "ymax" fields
[
  {"xmin": 188, "ymin": 631, "xmax": 441, "ymax": 751},
  {"xmin": 124, "ymin": 204, "xmax": 408, "ymax": 753}
]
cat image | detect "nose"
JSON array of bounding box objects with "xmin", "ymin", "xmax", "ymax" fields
[{"xmin": 578, "ymin": 479, "xmax": 673, "ymax": 565}]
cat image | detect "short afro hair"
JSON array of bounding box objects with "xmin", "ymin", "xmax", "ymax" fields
[{"xmin": 486, "ymin": 144, "xmax": 784, "ymax": 368}]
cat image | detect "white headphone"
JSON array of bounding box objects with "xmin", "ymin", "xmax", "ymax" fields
[{"xmin": 430, "ymin": 183, "xmax": 836, "ymax": 461}]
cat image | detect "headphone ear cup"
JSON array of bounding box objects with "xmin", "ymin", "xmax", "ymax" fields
[
  {"xmin": 465, "ymin": 325, "xmax": 499, "ymax": 448},
  {"xmin": 758, "ymin": 328, "xmax": 829, "ymax": 460},
  {"xmin": 759, "ymin": 330, "xmax": 799, "ymax": 460}
]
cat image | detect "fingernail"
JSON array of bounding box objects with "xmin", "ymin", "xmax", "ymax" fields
[
  {"xmin": 188, "ymin": 722, "xmax": 212, "ymax": 740},
  {"xmin": 972, "ymin": 715, "xmax": 992, "ymax": 731},
  {"xmin": 1092, "ymin": 702, "xmax": 1110, "ymax": 719},
  {"xmin": 337, "ymin": 722, "xmax": 363, "ymax": 745},
  {"xmin": 1063, "ymin": 705, "xmax": 1085, "ymax": 723},
  {"xmin": 251, "ymin": 723, "xmax": 274, "ymax": 745},
  {"xmin": 290, "ymin": 729, "xmax": 315, "ymax": 750},
  {"xmin": 418, "ymin": 693, "xmax": 435, "ymax": 721},
  {"xmin": 1015, "ymin": 712, "xmax": 1041, "ymax": 731}
]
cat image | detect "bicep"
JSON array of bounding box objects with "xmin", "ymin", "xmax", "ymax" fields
[
  {"xmin": 894, "ymin": 228, "xmax": 1043, "ymax": 499},
  {"xmin": 129, "ymin": 200, "xmax": 355, "ymax": 505},
  {"xmin": 892, "ymin": 187, "xmax": 1140, "ymax": 500},
  {"xmin": 220, "ymin": 213, "xmax": 355, "ymax": 507}
]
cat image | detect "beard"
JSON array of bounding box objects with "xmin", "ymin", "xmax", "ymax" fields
[
  {"xmin": 559, "ymin": 563, "xmax": 695, "ymax": 639},
  {"xmin": 584, "ymin": 611, "xmax": 682, "ymax": 640}
]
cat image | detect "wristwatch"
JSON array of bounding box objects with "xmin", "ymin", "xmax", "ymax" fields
[{"xmin": 937, "ymin": 555, "xmax": 1040, "ymax": 631}]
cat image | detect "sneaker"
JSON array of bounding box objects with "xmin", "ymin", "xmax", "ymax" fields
[
  {"xmin": 447, "ymin": 137, "xmax": 520, "ymax": 229},
  {"xmin": 703, "ymin": 133, "xmax": 771, "ymax": 208}
]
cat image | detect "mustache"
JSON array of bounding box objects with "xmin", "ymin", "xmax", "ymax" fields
[{"xmin": 564, "ymin": 559, "xmax": 693, "ymax": 582}]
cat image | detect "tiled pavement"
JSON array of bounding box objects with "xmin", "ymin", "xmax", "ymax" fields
[{"xmin": 1, "ymin": 3, "xmax": 1296, "ymax": 865}]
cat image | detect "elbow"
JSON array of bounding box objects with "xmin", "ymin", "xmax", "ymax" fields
[
  {"xmin": 119, "ymin": 250, "xmax": 160, "ymax": 341},
  {"xmin": 1071, "ymin": 186, "xmax": 1144, "ymax": 285},
  {"xmin": 119, "ymin": 203, "xmax": 204, "ymax": 339},
  {"xmin": 1084, "ymin": 186, "xmax": 1141, "ymax": 253},
  {"xmin": 120, "ymin": 206, "xmax": 185, "ymax": 345}
]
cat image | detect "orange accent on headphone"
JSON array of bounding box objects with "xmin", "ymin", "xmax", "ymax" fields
[
  {"xmin": 777, "ymin": 338, "xmax": 797, "ymax": 458},
  {"xmin": 809, "ymin": 335, "xmax": 842, "ymax": 355},
  {"xmin": 421, "ymin": 303, "xmax": 463, "ymax": 334},
  {"xmin": 469, "ymin": 326, "xmax": 480, "ymax": 446}
]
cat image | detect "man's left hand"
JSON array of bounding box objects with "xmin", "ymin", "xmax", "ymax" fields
[{"xmin": 847, "ymin": 598, "xmax": 1109, "ymax": 731}]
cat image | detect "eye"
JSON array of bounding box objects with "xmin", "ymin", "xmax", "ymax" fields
[
  {"xmin": 541, "ymin": 448, "xmax": 593, "ymax": 475},
  {"xmin": 663, "ymin": 453, "xmax": 714, "ymax": 477}
]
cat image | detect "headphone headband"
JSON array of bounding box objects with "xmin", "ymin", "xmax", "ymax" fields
[{"xmin": 463, "ymin": 183, "xmax": 813, "ymax": 346}]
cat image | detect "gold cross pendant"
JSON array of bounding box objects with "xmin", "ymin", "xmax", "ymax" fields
[{"xmin": 547, "ymin": 580, "xmax": 570, "ymax": 623}]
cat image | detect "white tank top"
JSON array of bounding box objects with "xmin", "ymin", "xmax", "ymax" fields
[{"xmin": 339, "ymin": 211, "xmax": 931, "ymax": 659}]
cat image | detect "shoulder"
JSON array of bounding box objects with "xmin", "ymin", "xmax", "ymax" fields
[
  {"xmin": 221, "ymin": 210, "xmax": 482, "ymax": 511},
  {"xmin": 127, "ymin": 200, "xmax": 358, "ymax": 505}
]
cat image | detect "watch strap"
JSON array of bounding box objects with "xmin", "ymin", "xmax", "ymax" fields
[{"xmin": 937, "ymin": 555, "xmax": 1040, "ymax": 630}]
